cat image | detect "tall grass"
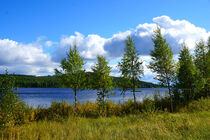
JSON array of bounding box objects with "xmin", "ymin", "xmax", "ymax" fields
[
  {"xmin": 1, "ymin": 110, "xmax": 209, "ymax": 139},
  {"xmin": 1, "ymin": 96, "xmax": 209, "ymax": 139}
]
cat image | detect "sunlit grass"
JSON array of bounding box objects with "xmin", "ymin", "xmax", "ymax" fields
[
  {"xmin": 1, "ymin": 98, "xmax": 210, "ymax": 139},
  {"xmin": 1, "ymin": 111, "xmax": 210, "ymax": 140}
]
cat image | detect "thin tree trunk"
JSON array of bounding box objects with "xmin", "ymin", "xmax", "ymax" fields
[
  {"xmin": 167, "ymin": 83, "xmax": 173, "ymax": 112},
  {"xmin": 133, "ymin": 88, "xmax": 136, "ymax": 103},
  {"xmin": 74, "ymin": 88, "xmax": 77, "ymax": 107},
  {"xmin": 131, "ymin": 59, "xmax": 136, "ymax": 104},
  {"xmin": 132, "ymin": 77, "xmax": 136, "ymax": 103},
  {"xmin": 103, "ymin": 92, "xmax": 105, "ymax": 109}
]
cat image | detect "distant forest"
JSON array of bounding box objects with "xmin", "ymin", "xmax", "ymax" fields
[{"xmin": 0, "ymin": 73, "xmax": 161, "ymax": 88}]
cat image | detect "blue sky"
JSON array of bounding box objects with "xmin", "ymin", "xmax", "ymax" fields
[
  {"xmin": 0, "ymin": 0, "xmax": 210, "ymax": 83},
  {"xmin": 1, "ymin": 0, "xmax": 210, "ymax": 42}
]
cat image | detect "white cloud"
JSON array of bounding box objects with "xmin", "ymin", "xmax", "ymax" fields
[
  {"xmin": 0, "ymin": 39, "xmax": 58, "ymax": 75},
  {"xmin": 1, "ymin": 15, "xmax": 210, "ymax": 82},
  {"xmin": 45, "ymin": 41, "xmax": 53, "ymax": 47},
  {"xmin": 153, "ymin": 15, "xmax": 210, "ymax": 51},
  {"xmin": 53, "ymin": 32, "xmax": 106, "ymax": 62},
  {"xmin": 54, "ymin": 15, "xmax": 209, "ymax": 62},
  {"xmin": 105, "ymin": 16, "xmax": 210, "ymax": 58}
]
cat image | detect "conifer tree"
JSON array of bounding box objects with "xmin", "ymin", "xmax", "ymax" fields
[
  {"xmin": 194, "ymin": 40, "xmax": 208, "ymax": 78},
  {"xmin": 177, "ymin": 44, "xmax": 197, "ymax": 101},
  {"xmin": 118, "ymin": 36, "xmax": 144, "ymax": 103},
  {"xmin": 194, "ymin": 39, "xmax": 209, "ymax": 97},
  {"xmin": 148, "ymin": 26, "xmax": 174, "ymax": 112},
  {"xmin": 206, "ymin": 37, "xmax": 210, "ymax": 96}
]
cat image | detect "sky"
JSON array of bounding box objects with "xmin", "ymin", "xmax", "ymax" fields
[{"xmin": 0, "ymin": 0, "xmax": 210, "ymax": 83}]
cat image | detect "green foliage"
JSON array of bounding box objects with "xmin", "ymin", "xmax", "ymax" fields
[
  {"xmin": 176, "ymin": 44, "xmax": 198, "ymax": 101},
  {"xmin": 142, "ymin": 98, "xmax": 157, "ymax": 114},
  {"xmin": 149, "ymin": 26, "xmax": 174, "ymax": 111},
  {"xmin": 118, "ymin": 36, "xmax": 144, "ymax": 103},
  {"xmin": 34, "ymin": 101, "xmax": 74, "ymax": 121},
  {"xmin": 0, "ymin": 70, "xmax": 29, "ymax": 127},
  {"xmin": 194, "ymin": 39, "xmax": 209, "ymax": 97},
  {"xmin": 91, "ymin": 55, "xmax": 113, "ymax": 115},
  {"xmin": 206, "ymin": 37, "xmax": 210, "ymax": 96},
  {"xmin": 0, "ymin": 73, "xmax": 160, "ymax": 88},
  {"xmin": 180, "ymin": 97, "xmax": 210, "ymax": 112},
  {"xmin": 113, "ymin": 76, "xmax": 161, "ymax": 88},
  {"xmin": 12, "ymin": 75, "xmax": 60, "ymax": 88},
  {"xmin": 55, "ymin": 44, "xmax": 86, "ymax": 106},
  {"xmin": 194, "ymin": 40, "xmax": 208, "ymax": 78},
  {"xmin": 149, "ymin": 26, "xmax": 174, "ymax": 86}
]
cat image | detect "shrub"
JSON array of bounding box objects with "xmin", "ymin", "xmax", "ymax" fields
[
  {"xmin": 0, "ymin": 70, "xmax": 29, "ymax": 127},
  {"xmin": 34, "ymin": 101, "xmax": 74, "ymax": 121},
  {"xmin": 180, "ymin": 97, "xmax": 210, "ymax": 112},
  {"xmin": 142, "ymin": 98, "xmax": 157, "ymax": 114}
]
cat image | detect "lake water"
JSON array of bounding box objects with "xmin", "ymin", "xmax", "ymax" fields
[{"xmin": 17, "ymin": 88, "xmax": 168, "ymax": 108}]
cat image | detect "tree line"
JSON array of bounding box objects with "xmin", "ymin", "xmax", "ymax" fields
[
  {"xmin": 0, "ymin": 73, "xmax": 159, "ymax": 88},
  {"xmin": 55, "ymin": 26, "xmax": 210, "ymax": 112}
]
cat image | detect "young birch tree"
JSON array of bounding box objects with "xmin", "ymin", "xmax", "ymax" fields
[
  {"xmin": 118, "ymin": 36, "xmax": 144, "ymax": 103},
  {"xmin": 91, "ymin": 55, "xmax": 113, "ymax": 112},
  {"xmin": 148, "ymin": 26, "xmax": 175, "ymax": 112},
  {"xmin": 55, "ymin": 44, "xmax": 86, "ymax": 107}
]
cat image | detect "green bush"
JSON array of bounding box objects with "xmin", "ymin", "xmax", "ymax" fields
[
  {"xmin": 142, "ymin": 98, "xmax": 157, "ymax": 114},
  {"xmin": 180, "ymin": 97, "xmax": 210, "ymax": 112},
  {"xmin": 0, "ymin": 70, "xmax": 29, "ymax": 127}
]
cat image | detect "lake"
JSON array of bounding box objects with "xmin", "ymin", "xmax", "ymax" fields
[{"xmin": 17, "ymin": 88, "xmax": 168, "ymax": 108}]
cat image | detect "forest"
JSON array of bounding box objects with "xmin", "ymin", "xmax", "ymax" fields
[{"xmin": 0, "ymin": 73, "xmax": 161, "ymax": 88}]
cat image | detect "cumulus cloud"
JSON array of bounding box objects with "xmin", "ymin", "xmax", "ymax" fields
[
  {"xmin": 105, "ymin": 15, "xmax": 210, "ymax": 58},
  {"xmin": 1, "ymin": 15, "xmax": 210, "ymax": 81},
  {"xmin": 53, "ymin": 32, "xmax": 106, "ymax": 62},
  {"xmin": 54, "ymin": 15, "xmax": 209, "ymax": 62},
  {"xmin": 0, "ymin": 39, "xmax": 58, "ymax": 75}
]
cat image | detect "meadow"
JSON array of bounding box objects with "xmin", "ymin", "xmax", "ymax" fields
[{"xmin": 1, "ymin": 98, "xmax": 210, "ymax": 140}]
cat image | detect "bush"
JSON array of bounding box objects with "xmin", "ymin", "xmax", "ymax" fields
[
  {"xmin": 142, "ymin": 98, "xmax": 156, "ymax": 114},
  {"xmin": 0, "ymin": 70, "xmax": 29, "ymax": 127},
  {"xmin": 33, "ymin": 101, "xmax": 74, "ymax": 121},
  {"xmin": 180, "ymin": 97, "xmax": 210, "ymax": 112}
]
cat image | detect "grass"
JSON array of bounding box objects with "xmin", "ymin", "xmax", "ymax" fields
[
  {"xmin": 1, "ymin": 110, "xmax": 210, "ymax": 140},
  {"xmin": 1, "ymin": 98, "xmax": 210, "ymax": 139}
]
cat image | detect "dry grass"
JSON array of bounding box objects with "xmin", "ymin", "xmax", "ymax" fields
[
  {"xmin": 1, "ymin": 98, "xmax": 210, "ymax": 140},
  {"xmin": 1, "ymin": 111, "xmax": 209, "ymax": 140}
]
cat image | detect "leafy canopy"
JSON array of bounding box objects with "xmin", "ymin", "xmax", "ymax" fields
[
  {"xmin": 194, "ymin": 40, "xmax": 208, "ymax": 79},
  {"xmin": 118, "ymin": 36, "xmax": 144, "ymax": 102},
  {"xmin": 148, "ymin": 26, "xmax": 174, "ymax": 112},
  {"xmin": 91, "ymin": 55, "xmax": 113, "ymax": 105},
  {"xmin": 55, "ymin": 44, "xmax": 86, "ymax": 105},
  {"xmin": 149, "ymin": 26, "xmax": 174, "ymax": 86},
  {"xmin": 177, "ymin": 44, "xmax": 197, "ymax": 89}
]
